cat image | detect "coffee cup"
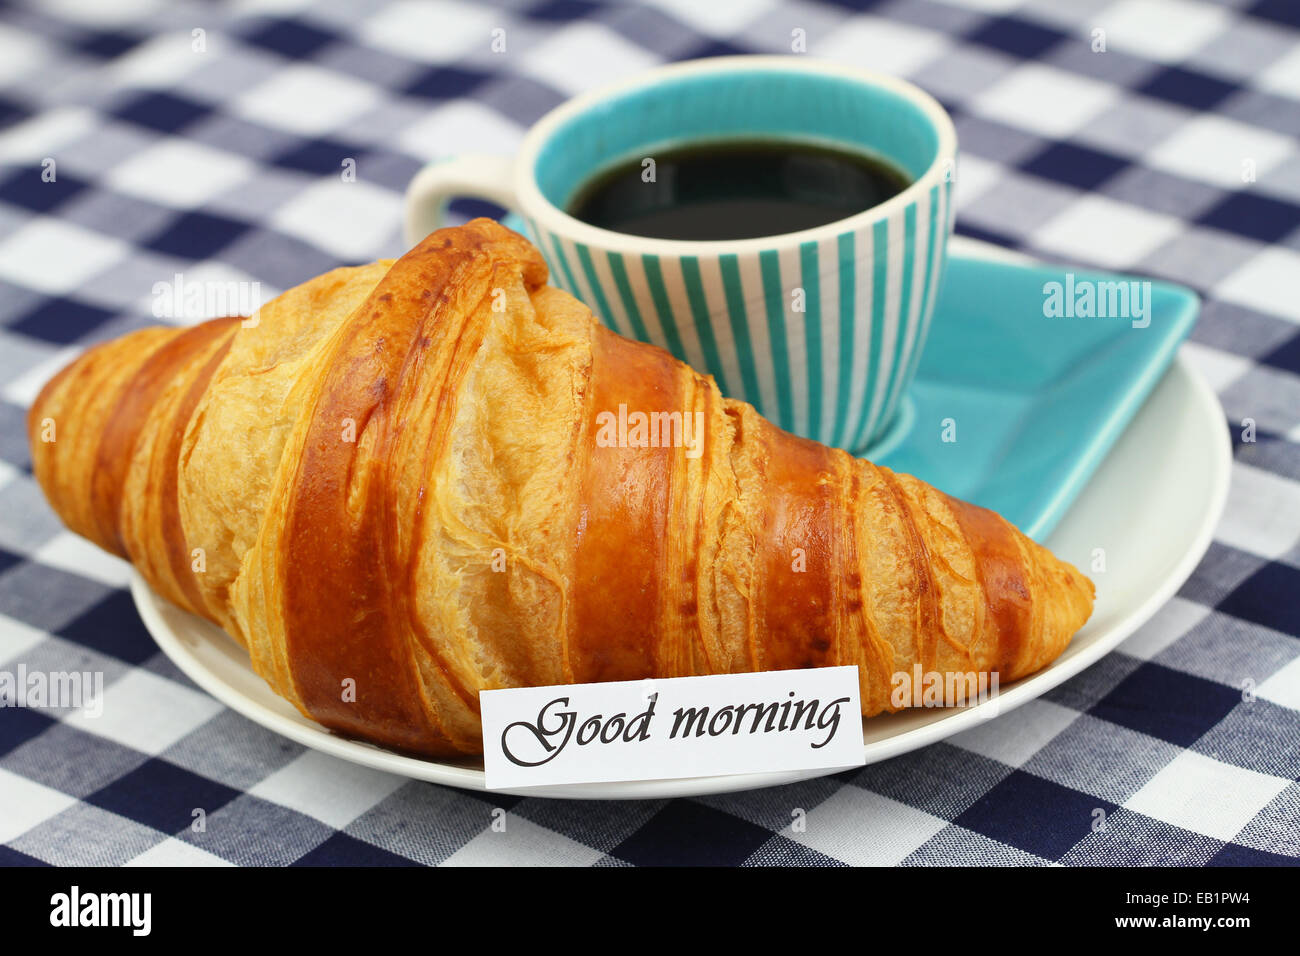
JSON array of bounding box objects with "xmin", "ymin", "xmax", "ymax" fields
[{"xmin": 405, "ymin": 56, "xmax": 957, "ymax": 453}]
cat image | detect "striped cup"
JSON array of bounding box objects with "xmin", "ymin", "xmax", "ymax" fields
[{"xmin": 405, "ymin": 56, "xmax": 957, "ymax": 453}]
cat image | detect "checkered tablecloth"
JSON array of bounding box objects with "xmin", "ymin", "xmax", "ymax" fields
[{"xmin": 0, "ymin": 0, "xmax": 1297, "ymax": 868}]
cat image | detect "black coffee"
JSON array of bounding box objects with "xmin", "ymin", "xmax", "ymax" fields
[{"xmin": 568, "ymin": 139, "xmax": 910, "ymax": 241}]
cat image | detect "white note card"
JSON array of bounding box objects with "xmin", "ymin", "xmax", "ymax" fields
[{"xmin": 480, "ymin": 666, "xmax": 865, "ymax": 790}]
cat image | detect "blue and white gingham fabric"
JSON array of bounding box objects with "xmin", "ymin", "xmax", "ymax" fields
[{"xmin": 1, "ymin": 0, "xmax": 1298, "ymax": 867}]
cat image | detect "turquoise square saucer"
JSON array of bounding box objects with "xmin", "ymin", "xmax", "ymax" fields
[{"xmin": 872, "ymin": 242, "xmax": 1199, "ymax": 542}]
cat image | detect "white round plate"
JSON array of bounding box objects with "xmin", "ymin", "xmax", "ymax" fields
[{"xmin": 132, "ymin": 239, "xmax": 1231, "ymax": 800}]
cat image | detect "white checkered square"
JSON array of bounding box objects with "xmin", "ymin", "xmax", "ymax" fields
[
  {"xmin": 105, "ymin": 138, "xmax": 255, "ymax": 210},
  {"xmin": 972, "ymin": 63, "xmax": 1119, "ymax": 138},
  {"xmin": 1125, "ymin": 750, "xmax": 1290, "ymax": 842},
  {"xmin": 0, "ymin": 22, "xmax": 49, "ymax": 86},
  {"xmin": 1032, "ymin": 194, "xmax": 1181, "ymax": 268},
  {"xmin": 2, "ymin": 344, "xmax": 80, "ymax": 407},
  {"xmin": 0, "ymin": 613, "xmax": 47, "ymax": 666},
  {"xmin": 953, "ymin": 153, "xmax": 1004, "ymax": 211},
  {"xmin": 248, "ymin": 750, "xmax": 407, "ymax": 829},
  {"xmin": 519, "ymin": 22, "xmax": 661, "ymax": 96},
  {"xmin": 0, "ymin": 218, "xmax": 128, "ymax": 295},
  {"xmin": 108, "ymin": 31, "xmax": 209, "ymax": 89},
  {"xmin": 441, "ymin": 814, "xmax": 606, "ymax": 866},
  {"xmin": 41, "ymin": 0, "xmax": 165, "ymax": 28},
  {"xmin": 232, "ymin": 63, "xmax": 382, "ymax": 136},
  {"xmin": 1146, "ymin": 114, "xmax": 1293, "ymax": 190},
  {"xmin": 32, "ymin": 532, "xmax": 134, "ymax": 589},
  {"xmin": 644, "ymin": 0, "xmax": 775, "ymax": 35},
  {"xmin": 269, "ymin": 177, "xmax": 402, "ymax": 261},
  {"xmin": 0, "ymin": 107, "xmax": 98, "ymax": 165},
  {"xmin": 782, "ymin": 787, "xmax": 948, "ymax": 865},
  {"xmin": 1121, "ymin": 595, "xmax": 1213, "ymax": 661},
  {"xmin": 941, "ymin": 0, "xmax": 1026, "ymax": 11},
  {"xmin": 62, "ymin": 669, "xmax": 223, "ymax": 755},
  {"xmin": 397, "ymin": 100, "xmax": 522, "ymax": 162},
  {"xmin": 1216, "ymin": 462, "xmax": 1300, "ymax": 561},
  {"xmin": 1257, "ymin": 45, "xmax": 1300, "ymax": 101},
  {"xmin": 1214, "ymin": 247, "xmax": 1300, "ymax": 324},
  {"xmin": 1180, "ymin": 340, "xmax": 1252, "ymax": 393},
  {"xmin": 816, "ymin": 15, "xmax": 952, "ymax": 78},
  {"xmin": 359, "ymin": 0, "xmax": 500, "ymax": 63},
  {"xmin": 1256, "ymin": 657, "xmax": 1300, "ymax": 711},
  {"xmin": 1095, "ymin": 0, "xmax": 1232, "ymax": 64},
  {"xmin": 125, "ymin": 837, "xmax": 235, "ymax": 866},
  {"xmin": 951, "ymin": 699, "xmax": 1079, "ymax": 767},
  {"xmin": 0, "ymin": 767, "xmax": 78, "ymax": 843}
]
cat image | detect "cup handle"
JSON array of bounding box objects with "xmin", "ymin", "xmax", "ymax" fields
[{"xmin": 403, "ymin": 155, "xmax": 518, "ymax": 247}]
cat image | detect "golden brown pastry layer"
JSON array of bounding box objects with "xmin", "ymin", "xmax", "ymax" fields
[{"xmin": 29, "ymin": 219, "xmax": 1094, "ymax": 756}]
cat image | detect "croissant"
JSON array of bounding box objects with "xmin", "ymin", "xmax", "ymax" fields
[{"xmin": 28, "ymin": 219, "xmax": 1093, "ymax": 757}]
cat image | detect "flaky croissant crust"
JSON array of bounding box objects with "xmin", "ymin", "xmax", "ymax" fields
[{"xmin": 29, "ymin": 219, "xmax": 1093, "ymax": 757}]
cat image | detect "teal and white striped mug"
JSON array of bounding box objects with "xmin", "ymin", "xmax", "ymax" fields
[{"xmin": 405, "ymin": 56, "xmax": 957, "ymax": 453}]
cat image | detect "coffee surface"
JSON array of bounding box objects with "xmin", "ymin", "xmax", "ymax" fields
[{"xmin": 568, "ymin": 139, "xmax": 911, "ymax": 241}]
